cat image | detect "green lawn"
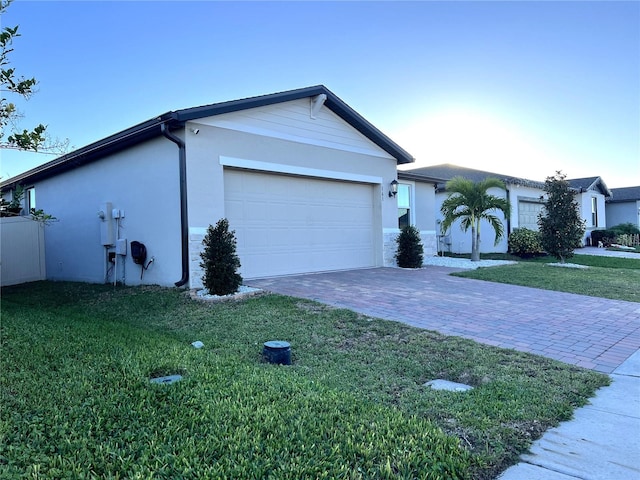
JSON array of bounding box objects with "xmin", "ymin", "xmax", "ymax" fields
[
  {"xmin": 453, "ymin": 254, "xmax": 640, "ymax": 302},
  {"xmin": 0, "ymin": 282, "xmax": 609, "ymax": 479}
]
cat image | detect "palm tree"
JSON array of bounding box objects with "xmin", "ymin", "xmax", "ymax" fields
[{"xmin": 440, "ymin": 176, "xmax": 511, "ymax": 261}]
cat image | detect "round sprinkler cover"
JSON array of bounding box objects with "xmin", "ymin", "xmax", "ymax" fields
[{"xmin": 264, "ymin": 340, "xmax": 291, "ymax": 349}]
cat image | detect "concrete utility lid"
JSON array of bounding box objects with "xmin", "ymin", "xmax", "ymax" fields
[
  {"xmin": 150, "ymin": 374, "xmax": 183, "ymax": 385},
  {"xmin": 424, "ymin": 379, "xmax": 474, "ymax": 392}
]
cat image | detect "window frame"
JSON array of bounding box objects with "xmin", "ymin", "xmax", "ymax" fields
[
  {"xmin": 396, "ymin": 181, "xmax": 415, "ymax": 229},
  {"xmin": 26, "ymin": 187, "xmax": 36, "ymax": 212}
]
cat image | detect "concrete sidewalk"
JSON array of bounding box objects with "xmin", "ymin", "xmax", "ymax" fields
[
  {"xmin": 575, "ymin": 246, "xmax": 639, "ymax": 259},
  {"xmin": 499, "ymin": 348, "xmax": 640, "ymax": 479}
]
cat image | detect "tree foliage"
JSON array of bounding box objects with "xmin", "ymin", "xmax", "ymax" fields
[
  {"xmin": 537, "ymin": 171, "xmax": 586, "ymax": 263},
  {"xmin": 199, "ymin": 218, "xmax": 243, "ymax": 296},
  {"xmin": 0, "ymin": 0, "xmax": 67, "ymax": 153},
  {"xmin": 395, "ymin": 225, "xmax": 424, "ymax": 268},
  {"xmin": 440, "ymin": 176, "xmax": 510, "ymax": 261}
]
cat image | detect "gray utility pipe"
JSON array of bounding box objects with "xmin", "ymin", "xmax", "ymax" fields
[{"xmin": 161, "ymin": 123, "xmax": 190, "ymax": 287}]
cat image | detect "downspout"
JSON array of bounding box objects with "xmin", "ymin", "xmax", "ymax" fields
[
  {"xmin": 161, "ymin": 123, "xmax": 190, "ymax": 287},
  {"xmin": 505, "ymin": 186, "xmax": 511, "ymax": 236}
]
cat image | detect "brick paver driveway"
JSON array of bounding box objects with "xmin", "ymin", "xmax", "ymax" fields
[{"xmin": 248, "ymin": 267, "xmax": 640, "ymax": 373}]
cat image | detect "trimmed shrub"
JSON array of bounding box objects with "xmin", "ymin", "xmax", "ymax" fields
[
  {"xmin": 538, "ymin": 172, "xmax": 585, "ymax": 262},
  {"xmin": 508, "ymin": 228, "xmax": 544, "ymax": 258},
  {"xmin": 590, "ymin": 229, "xmax": 616, "ymax": 246},
  {"xmin": 395, "ymin": 225, "xmax": 424, "ymax": 268},
  {"xmin": 200, "ymin": 218, "xmax": 243, "ymax": 295},
  {"xmin": 610, "ymin": 223, "xmax": 640, "ymax": 235}
]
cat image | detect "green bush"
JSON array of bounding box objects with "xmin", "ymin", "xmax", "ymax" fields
[
  {"xmin": 610, "ymin": 223, "xmax": 640, "ymax": 235},
  {"xmin": 508, "ymin": 228, "xmax": 545, "ymax": 258},
  {"xmin": 395, "ymin": 225, "xmax": 424, "ymax": 268},
  {"xmin": 590, "ymin": 229, "xmax": 616, "ymax": 246},
  {"xmin": 200, "ymin": 218, "xmax": 243, "ymax": 295}
]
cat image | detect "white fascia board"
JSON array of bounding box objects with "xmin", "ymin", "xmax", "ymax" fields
[
  {"xmin": 207, "ymin": 120, "xmax": 394, "ymax": 160},
  {"xmin": 219, "ymin": 156, "xmax": 383, "ymax": 185}
]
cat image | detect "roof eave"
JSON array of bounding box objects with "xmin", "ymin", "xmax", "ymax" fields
[
  {"xmin": 0, "ymin": 115, "xmax": 178, "ymax": 190},
  {"xmin": 398, "ymin": 171, "xmax": 448, "ymax": 184},
  {"xmin": 1, "ymin": 86, "xmax": 413, "ymax": 190}
]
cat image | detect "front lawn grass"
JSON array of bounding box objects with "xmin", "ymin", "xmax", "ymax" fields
[
  {"xmin": 453, "ymin": 254, "xmax": 640, "ymax": 302},
  {"xmin": 1, "ymin": 282, "xmax": 609, "ymax": 479}
]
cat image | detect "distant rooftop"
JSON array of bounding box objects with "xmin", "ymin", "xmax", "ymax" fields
[
  {"xmin": 402, "ymin": 164, "xmax": 546, "ymax": 190},
  {"xmin": 404, "ymin": 164, "xmax": 612, "ymax": 196},
  {"xmin": 608, "ymin": 186, "xmax": 640, "ymax": 203}
]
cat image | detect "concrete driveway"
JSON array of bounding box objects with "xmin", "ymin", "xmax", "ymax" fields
[{"xmin": 248, "ymin": 266, "xmax": 640, "ymax": 373}]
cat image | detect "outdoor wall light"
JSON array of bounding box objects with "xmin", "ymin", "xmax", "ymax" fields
[{"xmin": 389, "ymin": 179, "xmax": 398, "ymax": 198}]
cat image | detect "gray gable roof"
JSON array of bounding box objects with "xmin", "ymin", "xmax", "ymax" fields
[
  {"xmin": 1, "ymin": 85, "xmax": 413, "ymax": 189},
  {"xmin": 405, "ymin": 164, "xmax": 614, "ymax": 196},
  {"xmin": 566, "ymin": 176, "xmax": 612, "ymax": 197},
  {"xmin": 403, "ymin": 163, "xmax": 546, "ymax": 190},
  {"xmin": 608, "ymin": 186, "xmax": 640, "ymax": 203}
]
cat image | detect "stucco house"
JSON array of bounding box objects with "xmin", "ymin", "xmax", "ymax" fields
[
  {"xmin": 566, "ymin": 177, "xmax": 612, "ymax": 242},
  {"xmin": 606, "ymin": 186, "xmax": 640, "ymax": 229},
  {"xmin": 0, "ymin": 86, "xmax": 413, "ymax": 288},
  {"xmin": 399, "ymin": 164, "xmax": 611, "ymax": 254}
]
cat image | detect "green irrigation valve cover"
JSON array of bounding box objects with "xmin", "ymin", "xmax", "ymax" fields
[{"xmin": 263, "ymin": 340, "xmax": 291, "ymax": 365}]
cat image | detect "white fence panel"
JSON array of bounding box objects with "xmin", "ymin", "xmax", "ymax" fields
[{"xmin": 0, "ymin": 216, "xmax": 46, "ymax": 286}]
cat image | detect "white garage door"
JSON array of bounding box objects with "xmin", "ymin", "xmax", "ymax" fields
[
  {"xmin": 518, "ymin": 201, "xmax": 544, "ymax": 230},
  {"xmin": 224, "ymin": 169, "xmax": 376, "ymax": 279}
]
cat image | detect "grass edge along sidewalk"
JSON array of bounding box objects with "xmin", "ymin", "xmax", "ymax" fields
[
  {"xmin": 451, "ymin": 254, "xmax": 640, "ymax": 303},
  {"xmin": 0, "ymin": 282, "xmax": 609, "ymax": 479}
]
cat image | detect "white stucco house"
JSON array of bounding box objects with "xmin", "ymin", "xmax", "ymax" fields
[
  {"xmin": 0, "ymin": 86, "xmax": 414, "ymax": 288},
  {"xmin": 606, "ymin": 186, "xmax": 640, "ymax": 230},
  {"xmin": 567, "ymin": 177, "xmax": 612, "ymax": 243},
  {"xmin": 398, "ymin": 164, "xmax": 611, "ymax": 254}
]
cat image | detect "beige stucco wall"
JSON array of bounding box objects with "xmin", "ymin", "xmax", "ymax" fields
[
  {"xmin": 34, "ymin": 138, "xmax": 183, "ymax": 286},
  {"xmin": 185, "ymin": 122, "xmax": 400, "ymax": 287}
]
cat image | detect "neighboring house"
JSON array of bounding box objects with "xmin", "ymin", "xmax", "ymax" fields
[
  {"xmin": 399, "ymin": 164, "xmax": 610, "ymax": 254},
  {"xmin": 566, "ymin": 177, "xmax": 612, "ymax": 242},
  {"xmin": 0, "ymin": 86, "xmax": 413, "ymax": 288},
  {"xmin": 606, "ymin": 186, "xmax": 640, "ymax": 229}
]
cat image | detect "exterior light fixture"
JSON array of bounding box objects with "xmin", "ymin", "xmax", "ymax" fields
[{"xmin": 389, "ymin": 179, "xmax": 398, "ymax": 198}]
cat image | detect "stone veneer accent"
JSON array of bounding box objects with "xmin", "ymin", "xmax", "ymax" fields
[
  {"xmin": 189, "ymin": 232, "xmax": 206, "ymax": 290},
  {"xmin": 383, "ymin": 230, "xmax": 437, "ymax": 267}
]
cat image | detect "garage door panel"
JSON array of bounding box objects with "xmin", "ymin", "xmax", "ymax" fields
[
  {"xmin": 224, "ymin": 169, "xmax": 376, "ymax": 278},
  {"xmin": 518, "ymin": 201, "xmax": 544, "ymax": 231}
]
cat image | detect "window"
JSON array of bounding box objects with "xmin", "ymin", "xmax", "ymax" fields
[
  {"xmin": 397, "ymin": 183, "xmax": 411, "ymax": 229},
  {"xmin": 26, "ymin": 187, "xmax": 36, "ymax": 212},
  {"xmin": 591, "ymin": 197, "xmax": 598, "ymax": 226}
]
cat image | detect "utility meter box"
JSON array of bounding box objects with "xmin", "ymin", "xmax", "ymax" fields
[
  {"xmin": 99, "ymin": 202, "xmax": 115, "ymax": 246},
  {"xmin": 116, "ymin": 238, "xmax": 127, "ymax": 255}
]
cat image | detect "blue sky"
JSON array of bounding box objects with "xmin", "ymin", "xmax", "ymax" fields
[{"xmin": 2, "ymin": 1, "xmax": 639, "ymax": 187}]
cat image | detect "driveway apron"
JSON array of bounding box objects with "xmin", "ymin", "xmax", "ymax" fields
[{"xmin": 248, "ymin": 267, "xmax": 640, "ymax": 373}]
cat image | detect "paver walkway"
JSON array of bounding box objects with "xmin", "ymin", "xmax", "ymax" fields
[{"xmin": 248, "ymin": 267, "xmax": 640, "ymax": 373}]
